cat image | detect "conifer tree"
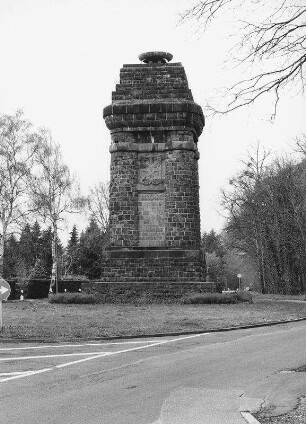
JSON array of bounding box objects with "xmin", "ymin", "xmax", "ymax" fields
[
  {"xmin": 39, "ymin": 227, "xmax": 53, "ymax": 278},
  {"xmin": 31, "ymin": 221, "xmax": 41, "ymax": 265},
  {"xmin": 78, "ymin": 219, "xmax": 105, "ymax": 279},
  {"xmin": 3, "ymin": 234, "xmax": 19, "ymax": 278},
  {"xmin": 65, "ymin": 225, "xmax": 80, "ymax": 276},
  {"xmin": 18, "ymin": 224, "xmax": 34, "ymax": 272}
]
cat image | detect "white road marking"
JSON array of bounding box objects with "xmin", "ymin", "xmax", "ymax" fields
[
  {"xmin": 0, "ymin": 371, "xmax": 34, "ymax": 376},
  {"xmin": 0, "ymin": 332, "xmax": 209, "ymax": 383},
  {"xmin": 86, "ymin": 340, "xmax": 165, "ymax": 346},
  {"xmin": 0, "ymin": 340, "xmax": 162, "ymax": 351},
  {"xmin": 55, "ymin": 354, "xmax": 108, "ymax": 369},
  {"xmin": 0, "ymin": 344, "xmax": 89, "ymax": 351},
  {"xmin": 0, "ymin": 368, "xmax": 52, "ymax": 383},
  {"xmin": 46, "ymin": 333, "xmax": 210, "ymax": 369},
  {"xmin": 0, "ymin": 351, "xmax": 109, "ymax": 361}
]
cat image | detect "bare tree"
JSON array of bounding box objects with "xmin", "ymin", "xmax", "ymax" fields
[
  {"xmin": 87, "ymin": 181, "xmax": 109, "ymax": 233},
  {"xmin": 0, "ymin": 110, "xmax": 39, "ymax": 276},
  {"xmin": 222, "ymin": 144, "xmax": 271, "ymax": 292},
  {"xmin": 30, "ymin": 131, "xmax": 83, "ymax": 293},
  {"xmin": 180, "ymin": 1, "xmax": 306, "ymax": 117},
  {"xmin": 223, "ymin": 143, "xmax": 306, "ymax": 294},
  {"xmin": 295, "ymin": 133, "xmax": 306, "ymax": 155}
]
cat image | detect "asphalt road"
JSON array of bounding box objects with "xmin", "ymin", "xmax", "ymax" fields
[{"xmin": 1, "ymin": 321, "xmax": 306, "ymax": 424}]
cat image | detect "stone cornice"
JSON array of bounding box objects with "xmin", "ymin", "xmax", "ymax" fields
[{"xmin": 109, "ymin": 141, "xmax": 198, "ymax": 153}]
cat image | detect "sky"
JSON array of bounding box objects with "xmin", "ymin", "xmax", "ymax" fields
[{"xmin": 0, "ymin": 0, "xmax": 305, "ymax": 241}]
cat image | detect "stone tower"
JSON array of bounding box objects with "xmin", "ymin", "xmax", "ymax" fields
[{"xmin": 102, "ymin": 51, "xmax": 205, "ymax": 282}]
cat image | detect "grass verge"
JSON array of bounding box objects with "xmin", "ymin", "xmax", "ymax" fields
[{"xmin": 1, "ymin": 294, "xmax": 305, "ymax": 340}]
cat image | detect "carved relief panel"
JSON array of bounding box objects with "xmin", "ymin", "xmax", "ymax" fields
[
  {"xmin": 137, "ymin": 152, "xmax": 166, "ymax": 246},
  {"xmin": 137, "ymin": 153, "xmax": 165, "ymax": 189}
]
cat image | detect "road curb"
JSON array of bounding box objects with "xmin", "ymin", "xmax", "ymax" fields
[
  {"xmin": 1, "ymin": 316, "xmax": 306, "ymax": 344},
  {"xmin": 241, "ymin": 411, "xmax": 262, "ymax": 424}
]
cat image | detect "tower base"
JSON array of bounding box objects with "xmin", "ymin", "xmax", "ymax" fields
[{"xmin": 101, "ymin": 248, "xmax": 206, "ymax": 282}]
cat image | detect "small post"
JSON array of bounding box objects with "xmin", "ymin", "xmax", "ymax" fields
[
  {"xmin": 0, "ymin": 300, "xmax": 2, "ymax": 333},
  {"xmin": 0, "ymin": 279, "xmax": 11, "ymax": 331},
  {"xmin": 55, "ymin": 273, "xmax": 58, "ymax": 295}
]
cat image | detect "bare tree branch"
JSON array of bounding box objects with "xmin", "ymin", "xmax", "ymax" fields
[
  {"xmin": 87, "ymin": 181, "xmax": 109, "ymax": 233},
  {"xmin": 180, "ymin": 0, "xmax": 306, "ymax": 117}
]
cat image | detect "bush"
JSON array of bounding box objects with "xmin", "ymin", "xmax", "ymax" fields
[
  {"xmin": 48, "ymin": 293, "xmax": 98, "ymax": 304},
  {"xmin": 15, "ymin": 278, "xmax": 86, "ymax": 299},
  {"xmin": 182, "ymin": 293, "xmax": 237, "ymax": 304},
  {"xmin": 236, "ymin": 290, "xmax": 253, "ymax": 303},
  {"xmin": 215, "ymin": 282, "xmax": 224, "ymax": 294},
  {"xmin": 24, "ymin": 279, "xmax": 50, "ymax": 299}
]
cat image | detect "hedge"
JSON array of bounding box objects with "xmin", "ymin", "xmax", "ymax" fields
[
  {"xmin": 49, "ymin": 293, "xmax": 98, "ymax": 304},
  {"xmin": 182, "ymin": 293, "xmax": 238, "ymax": 304},
  {"xmin": 5, "ymin": 279, "xmax": 83, "ymax": 300}
]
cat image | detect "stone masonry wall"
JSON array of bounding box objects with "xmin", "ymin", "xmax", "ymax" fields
[
  {"xmin": 82, "ymin": 281, "xmax": 216, "ymax": 303},
  {"xmin": 165, "ymin": 148, "xmax": 201, "ymax": 249},
  {"xmin": 109, "ymin": 150, "xmax": 138, "ymax": 247},
  {"xmin": 101, "ymin": 249, "xmax": 205, "ymax": 282}
]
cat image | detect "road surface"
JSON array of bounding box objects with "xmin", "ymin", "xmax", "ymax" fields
[{"xmin": 1, "ymin": 321, "xmax": 306, "ymax": 423}]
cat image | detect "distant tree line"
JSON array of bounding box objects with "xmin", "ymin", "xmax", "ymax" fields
[
  {"xmin": 4, "ymin": 222, "xmax": 55, "ymax": 282},
  {"xmin": 205, "ymin": 139, "xmax": 306, "ymax": 294},
  {"xmin": 0, "ymin": 110, "xmax": 109, "ymax": 291},
  {"xmin": 4, "ymin": 219, "xmax": 107, "ymax": 282},
  {"xmin": 202, "ymin": 229, "xmax": 257, "ymax": 292}
]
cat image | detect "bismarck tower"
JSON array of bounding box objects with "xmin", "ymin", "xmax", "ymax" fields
[{"xmin": 102, "ymin": 51, "xmax": 205, "ymax": 282}]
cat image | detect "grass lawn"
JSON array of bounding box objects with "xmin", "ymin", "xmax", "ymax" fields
[
  {"xmin": 255, "ymin": 293, "xmax": 306, "ymax": 301},
  {"xmin": 1, "ymin": 295, "xmax": 305, "ymax": 341}
]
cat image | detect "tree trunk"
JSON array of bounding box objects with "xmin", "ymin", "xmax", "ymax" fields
[
  {"xmin": 50, "ymin": 223, "xmax": 58, "ymax": 294},
  {"xmin": 0, "ymin": 220, "xmax": 6, "ymax": 278},
  {"xmin": 0, "ymin": 233, "xmax": 3, "ymax": 277}
]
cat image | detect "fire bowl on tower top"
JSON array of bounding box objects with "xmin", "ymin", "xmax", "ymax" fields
[{"xmin": 138, "ymin": 51, "xmax": 173, "ymax": 64}]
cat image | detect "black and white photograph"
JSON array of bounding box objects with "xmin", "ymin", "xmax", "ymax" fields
[{"xmin": 0, "ymin": 1, "xmax": 305, "ymax": 423}]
